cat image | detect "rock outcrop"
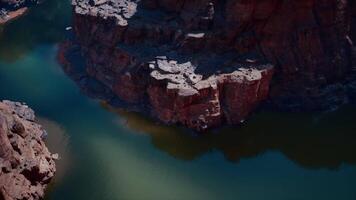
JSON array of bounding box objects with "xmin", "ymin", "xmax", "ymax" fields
[
  {"xmin": 0, "ymin": 100, "xmax": 56, "ymax": 200},
  {"xmin": 0, "ymin": 0, "xmax": 40, "ymax": 24},
  {"xmin": 60, "ymin": 0, "xmax": 356, "ymax": 131},
  {"xmin": 60, "ymin": 0, "xmax": 276, "ymax": 131}
]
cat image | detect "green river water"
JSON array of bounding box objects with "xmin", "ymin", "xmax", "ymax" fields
[{"xmin": 0, "ymin": 0, "xmax": 356, "ymax": 199}]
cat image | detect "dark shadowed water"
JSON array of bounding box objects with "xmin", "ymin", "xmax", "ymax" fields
[{"xmin": 1, "ymin": 1, "xmax": 356, "ymax": 199}]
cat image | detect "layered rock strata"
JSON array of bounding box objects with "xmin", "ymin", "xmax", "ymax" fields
[
  {"xmin": 61, "ymin": 0, "xmax": 356, "ymax": 131},
  {"xmin": 0, "ymin": 100, "xmax": 56, "ymax": 200},
  {"xmin": 60, "ymin": 0, "xmax": 276, "ymax": 131}
]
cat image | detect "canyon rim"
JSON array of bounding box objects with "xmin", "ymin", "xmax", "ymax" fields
[{"xmin": 60, "ymin": 0, "xmax": 356, "ymax": 131}]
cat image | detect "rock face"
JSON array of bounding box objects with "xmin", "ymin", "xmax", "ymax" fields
[
  {"xmin": 146, "ymin": 59, "xmax": 273, "ymax": 130},
  {"xmin": 0, "ymin": 0, "xmax": 39, "ymax": 24},
  {"xmin": 0, "ymin": 100, "xmax": 56, "ymax": 200},
  {"xmin": 60, "ymin": 0, "xmax": 356, "ymax": 131},
  {"xmin": 60, "ymin": 0, "xmax": 276, "ymax": 131}
]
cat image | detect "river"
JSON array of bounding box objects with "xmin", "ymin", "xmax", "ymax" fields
[{"xmin": 0, "ymin": 0, "xmax": 356, "ymax": 199}]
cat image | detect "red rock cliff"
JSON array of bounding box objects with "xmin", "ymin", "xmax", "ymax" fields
[
  {"xmin": 0, "ymin": 101, "xmax": 57, "ymax": 200},
  {"xmin": 59, "ymin": 0, "xmax": 356, "ymax": 131},
  {"xmin": 0, "ymin": 0, "xmax": 40, "ymax": 24}
]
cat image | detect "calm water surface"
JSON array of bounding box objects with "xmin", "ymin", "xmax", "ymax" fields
[{"xmin": 1, "ymin": 1, "xmax": 356, "ymax": 199}]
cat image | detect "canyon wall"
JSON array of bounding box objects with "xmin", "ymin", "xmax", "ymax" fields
[
  {"xmin": 60, "ymin": 0, "xmax": 356, "ymax": 131},
  {"xmin": 0, "ymin": 101, "xmax": 56, "ymax": 200}
]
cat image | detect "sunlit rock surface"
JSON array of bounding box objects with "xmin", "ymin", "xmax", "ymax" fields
[
  {"xmin": 0, "ymin": 0, "xmax": 40, "ymax": 24},
  {"xmin": 0, "ymin": 100, "xmax": 56, "ymax": 200},
  {"xmin": 59, "ymin": 0, "xmax": 356, "ymax": 130},
  {"xmin": 59, "ymin": 0, "xmax": 279, "ymax": 131}
]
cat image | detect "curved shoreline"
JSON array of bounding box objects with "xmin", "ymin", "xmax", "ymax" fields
[{"xmin": 59, "ymin": 0, "xmax": 356, "ymax": 132}]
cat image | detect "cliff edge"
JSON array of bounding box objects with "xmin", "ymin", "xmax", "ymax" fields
[
  {"xmin": 60, "ymin": 0, "xmax": 356, "ymax": 131},
  {"xmin": 0, "ymin": 101, "xmax": 56, "ymax": 200},
  {"xmin": 0, "ymin": 0, "xmax": 40, "ymax": 24}
]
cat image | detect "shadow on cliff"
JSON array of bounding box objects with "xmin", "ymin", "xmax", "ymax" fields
[
  {"xmin": 103, "ymin": 102, "xmax": 356, "ymax": 171},
  {"xmin": 0, "ymin": 0, "xmax": 71, "ymax": 62},
  {"xmin": 58, "ymin": 41, "xmax": 356, "ymax": 170}
]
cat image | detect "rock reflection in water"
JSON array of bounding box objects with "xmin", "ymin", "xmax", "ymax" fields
[
  {"xmin": 37, "ymin": 117, "xmax": 71, "ymax": 183},
  {"xmin": 103, "ymin": 103, "xmax": 356, "ymax": 170},
  {"xmin": 59, "ymin": 40, "xmax": 356, "ymax": 170}
]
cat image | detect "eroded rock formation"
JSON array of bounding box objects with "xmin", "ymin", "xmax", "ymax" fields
[
  {"xmin": 60, "ymin": 0, "xmax": 276, "ymax": 131},
  {"xmin": 0, "ymin": 100, "xmax": 56, "ymax": 200},
  {"xmin": 0, "ymin": 0, "xmax": 40, "ymax": 24},
  {"xmin": 60, "ymin": 0, "xmax": 356, "ymax": 131}
]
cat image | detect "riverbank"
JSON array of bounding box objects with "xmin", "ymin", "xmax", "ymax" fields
[
  {"xmin": 0, "ymin": 7, "xmax": 28, "ymax": 25},
  {"xmin": 0, "ymin": 0, "xmax": 42, "ymax": 25},
  {"xmin": 62, "ymin": 0, "xmax": 356, "ymax": 132},
  {"xmin": 1, "ymin": 1, "xmax": 356, "ymax": 199},
  {"xmin": 0, "ymin": 100, "xmax": 57, "ymax": 200}
]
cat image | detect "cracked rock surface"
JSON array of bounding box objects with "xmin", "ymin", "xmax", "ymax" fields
[
  {"xmin": 59, "ymin": 0, "xmax": 275, "ymax": 131},
  {"xmin": 0, "ymin": 100, "xmax": 56, "ymax": 200},
  {"xmin": 0, "ymin": 0, "xmax": 40, "ymax": 24},
  {"xmin": 59, "ymin": 0, "xmax": 356, "ymax": 131}
]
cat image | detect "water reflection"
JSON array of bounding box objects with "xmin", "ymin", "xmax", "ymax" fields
[
  {"xmin": 103, "ymin": 103, "xmax": 356, "ymax": 170},
  {"xmin": 59, "ymin": 45, "xmax": 356, "ymax": 170},
  {"xmin": 37, "ymin": 117, "xmax": 71, "ymax": 181},
  {"xmin": 1, "ymin": 1, "xmax": 356, "ymax": 199},
  {"xmin": 0, "ymin": 0, "xmax": 71, "ymax": 62}
]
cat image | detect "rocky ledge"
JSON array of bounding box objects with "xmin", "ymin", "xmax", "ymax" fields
[
  {"xmin": 0, "ymin": 0, "xmax": 40, "ymax": 24},
  {"xmin": 0, "ymin": 101, "xmax": 56, "ymax": 200},
  {"xmin": 60, "ymin": 0, "xmax": 356, "ymax": 131}
]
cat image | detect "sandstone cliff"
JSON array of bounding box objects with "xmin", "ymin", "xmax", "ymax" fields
[
  {"xmin": 0, "ymin": 0, "xmax": 40, "ymax": 24},
  {"xmin": 60, "ymin": 0, "xmax": 356, "ymax": 131},
  {"xmin": 0, "ymin": 101, "xmax": 56, "ymax": 200}
]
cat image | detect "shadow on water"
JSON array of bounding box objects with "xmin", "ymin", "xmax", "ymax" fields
[
  {"xmin": 0, "ymin": 1, "xmax": 355, "ymax": 199},
  {"xmin": 103, "ymin": 103, "xmax": 356, "ymax": 170},
  {"xmin": 36, "ymin": 118, "xmax": 73, "ymax": 200},
  {"xmin": 56, "ymin": 0, "xmax": 356, "ymax": 171},
  {"xmin": 2, "ymin": 0, "xmax": 354, "ymax": 172},
  {"xmin": 37, "ymin": 117, "xmax": 71, "ymax": 181},
  {"xmin": 59, "ymin": 39, "xmax": 356, "ymax": 170},
  {"xmin": 0, "ymin": 0, "xmax": 71, "ymax": 62}
]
